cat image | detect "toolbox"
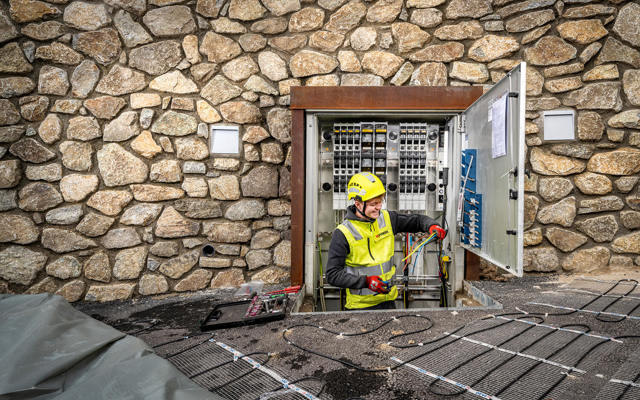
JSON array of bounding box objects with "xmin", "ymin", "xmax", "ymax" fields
[{"xmin": 200, "ymin": 294, "xmax": 288, "ymax": 331}]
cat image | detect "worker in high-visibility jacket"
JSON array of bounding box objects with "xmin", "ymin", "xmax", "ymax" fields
[{"xmin": 326, "ymin": 172, "xmax": 447, "ymax": 310}]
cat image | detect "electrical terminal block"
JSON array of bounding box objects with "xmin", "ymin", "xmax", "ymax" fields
[{"xmin": 330, "ymin": 122, "xmax": 389, "ymax": 210}]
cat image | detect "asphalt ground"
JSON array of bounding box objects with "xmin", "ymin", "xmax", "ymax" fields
[{"xmin": 74, "ymin": 272, "xmax": 640, "ymax": 400}]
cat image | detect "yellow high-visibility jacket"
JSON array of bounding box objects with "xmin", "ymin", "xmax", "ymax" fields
[{"xmin": 337, "ymin": 210, "xmax": 397, "ymax": 309}]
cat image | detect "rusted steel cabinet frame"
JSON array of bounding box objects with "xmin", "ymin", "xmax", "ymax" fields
[{"xmin": 289, "ymin": 86, "xmax": 483, "ymax": 286}]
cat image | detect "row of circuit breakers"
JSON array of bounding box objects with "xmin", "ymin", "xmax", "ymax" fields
[
  {"xmin": 324, "ymin": 122, "xmax": 447, "ymax": 212},
  {"xmin": 459, "ymin": 149, "xmax": 482, "ymax": 248}
]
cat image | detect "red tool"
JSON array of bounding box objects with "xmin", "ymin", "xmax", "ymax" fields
[{"xmin": 265, "ymin": 285, "xmax": 301, "ymax": 295}]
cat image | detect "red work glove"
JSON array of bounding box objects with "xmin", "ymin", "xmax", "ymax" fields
[
  {"xmin": 366, "ymin": 275, "xmax": 390, "ymax": 294},
  {"xmin": 429, "ymin": 224, "xmax": 447, "ymax": 240}
]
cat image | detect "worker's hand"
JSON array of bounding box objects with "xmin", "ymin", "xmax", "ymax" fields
[
  {"xmin": 366, "ymin": 275, "xmax": 390, "ymax": 294},
  {"xmin": 429, "ymin": 224, "xmax": 447, "ymax": 240}
]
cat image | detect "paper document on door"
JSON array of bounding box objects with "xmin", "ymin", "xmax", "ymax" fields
[{"xmin": 491, "ymin": 92, "xmax": 508, "ymax": 159}]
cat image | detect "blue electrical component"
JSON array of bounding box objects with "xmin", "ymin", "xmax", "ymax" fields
[{"xmin": 460, "ymin": 149, "xmax": 482, "ymax": 248}]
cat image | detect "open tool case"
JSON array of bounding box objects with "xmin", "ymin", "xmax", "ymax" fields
[{"xmin": 200, "ymin": 295, "xmax": 288, "ymax": 331}]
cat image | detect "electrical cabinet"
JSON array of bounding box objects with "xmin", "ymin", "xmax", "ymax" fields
[{"xmin": 301, "ymin": 63, "xmax": 526, "ymax": 311}]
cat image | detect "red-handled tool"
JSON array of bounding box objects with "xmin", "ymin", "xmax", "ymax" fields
[{"xmin": 265, "ymin": 285, "xmax": 300, "ymax": 295}]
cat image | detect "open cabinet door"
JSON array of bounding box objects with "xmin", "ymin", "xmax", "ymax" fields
[{"xmin": 458, "ymin": 62, "xmax": 526, "ymax": 277}]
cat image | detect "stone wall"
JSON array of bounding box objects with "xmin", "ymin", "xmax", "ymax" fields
[{"xmin": 0, "ymin": 0, "xmax": 639, "ymax": 302}]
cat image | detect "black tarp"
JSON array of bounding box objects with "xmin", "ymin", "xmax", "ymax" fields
[{"xmin": 0, "ymin": 294, "xmax": 220, "ymax": 400}]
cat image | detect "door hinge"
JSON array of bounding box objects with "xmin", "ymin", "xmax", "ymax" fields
[
  {"xmin": 458, "ymin": 115, "xmax": 466, "ymax": 134},
  {"xmin": 513, "ymin": 168, "xmax": 532, "ymax": 179},
  {"xmin": 509, "ymin": 189, "xmax": 518, "ymax": 200},
  {"xmin": 506, "ymin": 230, "xmax": 517, "ymax": 236},
  {"xmin": 508, "ymin": 92, "xmax": 518, "ymax": 98}
]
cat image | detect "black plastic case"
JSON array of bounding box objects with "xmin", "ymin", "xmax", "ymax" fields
[{"xmin": 200, "ymin": 298, "xmax": 287, "ymax": 331}]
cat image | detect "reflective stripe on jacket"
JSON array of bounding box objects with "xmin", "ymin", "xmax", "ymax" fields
[{"xmin": 337, "ymin": 210, "xmax": 397, "ymax": 309}]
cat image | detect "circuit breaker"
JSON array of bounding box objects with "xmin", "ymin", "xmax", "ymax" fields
[{"xmin": 303, "ymin": 62, "xmax": 527, "ymax": 311}]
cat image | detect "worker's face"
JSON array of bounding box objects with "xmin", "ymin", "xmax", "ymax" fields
[{"xmin": 357, "ymin": 194, "xmax": 385, "ymax": 219}]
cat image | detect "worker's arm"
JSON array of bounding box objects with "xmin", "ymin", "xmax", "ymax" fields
[
  {"xmin": 389, "ymin": 211, "xmax": 440, "ymax": 234},
  {"xmin": 325, "ymin": 229, "xmax": 367, "ymax": 289}
]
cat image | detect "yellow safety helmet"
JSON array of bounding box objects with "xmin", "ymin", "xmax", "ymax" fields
[{"xmin": 347, "ymin": 172, "xmax": 386, "ymax": 202}]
